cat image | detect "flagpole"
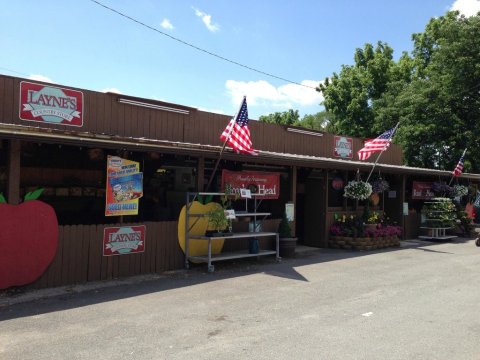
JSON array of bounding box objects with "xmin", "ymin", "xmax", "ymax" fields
[
  {"xmin": 448, "ymin": 147, "xmax": 467, "ymax": 186},
  {"xmin": 204, "ymin": 96, "xmax": 246, "ymax": 192},
  {"xmin": 366, "ymin": 122, "xmax": 400, "ymax": 183}
]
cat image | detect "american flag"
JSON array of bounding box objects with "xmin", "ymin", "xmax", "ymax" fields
[
  {"xmin": 452, "ymin": 149, "xmax": 466, "ymax": 176},
  {"xmin": 220, "ymin": 96, "xmax": 258, "ymax": 155},
  {"xmin": 357, "ymin": 126, "xmax": 397, "ymax": 161}
]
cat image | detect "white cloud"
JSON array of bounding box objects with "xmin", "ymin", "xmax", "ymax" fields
[
  {"xmin": 225, "ymin": 79, "xmax": 323, "ymax": 110},
  {"xmin": 450, "ymin": 0, "xmax": 480, "ymax": 16},
  {"xmin": 29, "ymin": 74, "xmax": 53, "ymax": 83},
  {"xmin": 101, "ymin": 87, "xmax": 122, "ymax": 94},
  {"xmin": 198, "ymin": 107, "xmax": 225, "ymax": 115},
  {"xmin": 160, "ymin": 18, "xmax": 174, "ymax": 30},
  {"xmin": 193, "ymin": 7, "xmax": 220, "ymax": 32}
]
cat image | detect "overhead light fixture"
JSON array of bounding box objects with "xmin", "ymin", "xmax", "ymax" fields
[
  {"xmin": 286, "ymin": 127, "xmax": 323, "ymax": 137},
  {"xmin": 118, "ymin": 98, "xmax": 190, "ymax": 115}
]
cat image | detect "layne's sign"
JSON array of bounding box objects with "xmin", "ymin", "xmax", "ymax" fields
[
  {"xmin": 103, "ymin": 225, "xmax": 146, "ymax": 256},
  {"xmin": 412, "ymin": 181, "xmax": 435, "ymax": 200},
  {"xmin": 19, "ymin": 81, "xmax": 84, "ymax": 126},
  {"xmin": 221, "ymin": 170, "xmax": 280, "ymax": 199},
  {"xmin": 333, "ymin": 136, "xmax": 353, "ymax": 158}
]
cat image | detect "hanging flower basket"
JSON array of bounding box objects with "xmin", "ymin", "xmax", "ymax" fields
[
  {"xmin": 371, "ymin": 179, "xmax": 390, "ymax": 193},
  {"xmin": 452, "ymin": 185, "xmax": 468, "ymax": 198},
  {"xmin": 343, "ymin": 181, "xmax": 372, "ymax": 200}
]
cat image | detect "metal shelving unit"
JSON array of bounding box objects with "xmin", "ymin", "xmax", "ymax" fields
[
  {"xmin": 185, "ymin": 192, "xmax": 280, "ymax": 272},
  {"xmin": 419, "ymin": 201, "xmax": 458, "ymax": 241}
]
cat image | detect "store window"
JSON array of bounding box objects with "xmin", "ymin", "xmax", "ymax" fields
[{"xmin": 20, "ymin": 142, "xmax": 106, "ymax": 225}]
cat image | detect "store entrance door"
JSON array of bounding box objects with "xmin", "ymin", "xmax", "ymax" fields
[{"xmin": 303, "ymin": 173, "xmax": 327, "ymax": 247}]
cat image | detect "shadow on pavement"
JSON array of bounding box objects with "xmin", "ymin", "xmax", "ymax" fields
[{"xmin": 0, "ymin": 237, "xmax": 475, "ymax": 321}]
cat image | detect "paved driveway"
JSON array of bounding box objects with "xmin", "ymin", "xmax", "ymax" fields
[{"xmin": 1, "ymin": 239, "xmax": 480, "ymax": 360}]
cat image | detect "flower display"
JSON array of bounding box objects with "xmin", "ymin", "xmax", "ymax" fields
[
  {"xmin": 431, "ymin": 182, "xmax": 452, "ymax": 195},
  {"xmin": 371, "ymin": 179, "xmax": 390, "ymax": 193},
  {"xmin": 343, "ymin": 181, "xmax": 372, "ymax": 200}
]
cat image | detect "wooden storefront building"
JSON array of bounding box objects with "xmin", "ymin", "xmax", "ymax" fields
[{"xmin": 0, "ymin": 74, "xmax": 478, "ymax": 289}]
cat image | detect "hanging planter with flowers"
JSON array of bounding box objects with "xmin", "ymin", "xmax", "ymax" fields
[
  {"xmin": 452, "ymin": 184, "xmax": 468, "ymax": 198},
  {"xmin": 343, "ymin": 180, "xmax": 372, "ymax": 200},
  {"xmin": 370, "ymin": 178, "xmax": 390, "ymax": 193}
]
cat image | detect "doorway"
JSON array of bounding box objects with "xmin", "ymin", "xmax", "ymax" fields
[{"xmin": 303, "ymin": 170, "xmax": 327, "ymax": 247}]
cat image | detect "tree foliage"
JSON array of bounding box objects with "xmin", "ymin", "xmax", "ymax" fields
[
  {"xmin": 319, "ymin": 11, "xmax": 480, "ymax": 172},
  {"xmin": 259, "ymin": 109, "xmax": 334, "ymax": 132}
]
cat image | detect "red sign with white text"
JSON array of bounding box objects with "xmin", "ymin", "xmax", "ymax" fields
[
  {"xmin": 412, "ymin": 181, "xmax": 434, "ymax": 200},
  {"xmin": 221, "ymin": 170, "xmax": 280, "ymax": 199},
  {"xmin": 103, "ymin": 225, "xmax": 146, "ymax": 256},
  {"xmin": 19, "ymin": 81, "xmax": 84, "ymax": 126}
]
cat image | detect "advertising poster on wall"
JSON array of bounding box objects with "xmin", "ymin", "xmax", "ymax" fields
[
  {"xmin": 105, "ymin": 155, "xmax": 143, "ymax": 216},
  {"xmin": 221, "ymin": 170, "xmax": 280, "ymax": 199},
  {"xmin": 103, "ymin": 225, "xmax": 146, "ymax": 256}
]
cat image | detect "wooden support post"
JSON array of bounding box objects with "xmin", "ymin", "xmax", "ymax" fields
[
  {"xmin": 322, "ymin": 169, "xmax": 330, "ymax": 248},
  {"xmin": 400, "ymin": 174, "xmax": 406, "ymax": 240},
  {"xmin": 7, "ymin": 139, "xmax": 21, "ymax": 205},
  {"xmin": 197, "ymin": 157, "xmax": 205, "ymax": 191},
  {"xmin": 290, "ymin": 166, "xmax": 297, "ymax": 237},
  {"xmin": 342, "ymin": 170, "xmax": 348, "ymax": 210}
]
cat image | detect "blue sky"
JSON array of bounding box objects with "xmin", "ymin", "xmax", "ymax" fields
[{"xmin": 1, "ymin": 0, "xmax": 479, "ymax": 120}]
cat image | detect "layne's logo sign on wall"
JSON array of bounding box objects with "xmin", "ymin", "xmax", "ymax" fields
[
  {"xmin": 334, "ymin": 136, "xmax": 353, "ymax": 158},
  {"xmin": 221, "ymin": 170, "xmax": 280, "ymax": 199},
  {"xmin": 19, "ymin": 81, "xmax": 84, "ymax": 126},
  {"xmin": 412, "ymin": 181, "xmax": 435, "ymax": 199},
  {"xmin": 103, "ymin": 225, "xmax": 146, "ymax": 256},
  {"xmin": 105, "ymin": 156, "xmax": 143, "ymax": 216}
]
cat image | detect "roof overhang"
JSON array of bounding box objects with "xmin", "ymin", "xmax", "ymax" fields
[{"xmin": 1, "ymin": 123, "xmax": 478, "ymax": 180}]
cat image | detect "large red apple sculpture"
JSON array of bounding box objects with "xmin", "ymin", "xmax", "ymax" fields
[{"xmin": 0, "ymin": 189, "xmax": 58, "ymax": 289}]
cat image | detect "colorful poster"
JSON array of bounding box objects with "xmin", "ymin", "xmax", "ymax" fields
[
  {"xmin": 105, "ymin": 156, "xmax": 143, "ymax": 216},
  {"xmin": 412, "ymin": 181, "xmax": 434, "ymax": 200},
  {"xmin": 103, "ymin": 225, "xmax": 146, "ymax": 256},
  {"xmin": 333, "ymin": 136, "xmax": 353, "ymax": 158},
  {"xmin": 221, "ymin": 170, "xmax": 280, "ymax": 199},
  {"xmin": 19, "ymin": 81, "xmax": 84, "ymax": 126}
]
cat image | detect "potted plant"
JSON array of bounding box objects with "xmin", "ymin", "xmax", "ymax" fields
[
  {"xmin": 206, "ymin": 205, "xmax": 231, "ymax": 237},
  {"xmin": 278, "ymin": 212, "xmax": 297, "ymax": 257},
  {"xmin": 343, "ymin": 180, "xmax": 372, "ymax": 200}
]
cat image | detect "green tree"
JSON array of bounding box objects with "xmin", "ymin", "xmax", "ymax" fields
[
  {"xmin": 258, "ymin": 109, "xmax": 300, "ymax": 126},
  {"xmin": 296, "ymin": 111, "xmax": 334, "ymax": 131},
  {"xmin": 376, "ymin": 11, "xmax": 480, "ymax": 171},
  {"xmin": 319, "ymin": 11, "xmax": 480, "ymax": 172},
  {"xmin": 318, "ymin": 42, "xmax": 399, "ymax": 138}
]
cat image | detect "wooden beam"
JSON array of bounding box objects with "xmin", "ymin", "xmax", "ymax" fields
[
  {"xmin": 290, "ymin": 166, "xmax": 297, "ymax": 237},
  {"xmin": 197, "ymin": 157, "xmax": 205, "ymax": 191},
  {"xmin": 322, "ymin": 169, "xmax": 329, "ymax": 247},
  {"xmin": 6, "ymin": 139, "xmax": 21, "ymax": 205},
  {"xmin": 400, "ymin": 174, "xmax": 406, "ymax": 240}
]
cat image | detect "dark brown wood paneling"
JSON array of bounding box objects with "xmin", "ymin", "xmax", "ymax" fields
[{"xmin": 1, "ymin": 75, "xmax": 404, "ymax": 166}]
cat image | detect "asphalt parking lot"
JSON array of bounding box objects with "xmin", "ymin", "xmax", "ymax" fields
[{"xmin": 1, "ymin": 238, "xmax": 480, "ymax": 360}]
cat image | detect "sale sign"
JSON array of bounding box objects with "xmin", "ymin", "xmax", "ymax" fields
[
  {"xmin": 19, "ymin": 81, "xmax": 84, "ymax": 126},
  {"xmin": 103, "ymin": 225, "xmax": 146, "ymax": 256},
  {"xmin": 221, "ymin": 170, "xmax": 280, "ymax": 199},
  {"xmin": 105, "ymin": 156, "xmax": 143, "ymax": 216},
  {"xmin": 412, "ymin": 181, "xmax": 434, "ymax": 199}
]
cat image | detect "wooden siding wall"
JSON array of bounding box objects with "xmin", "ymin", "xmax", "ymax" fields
[
  {"xmin": 0, "ymin": 75, "xmax": 402, "ymax": 165},
  {"xmin": 31, "ymin": 222, "xmax": 183, "ymax": 290},
  {"xmin": 30, "ymin": 219, "xmax": 281, "ymax": 289}
]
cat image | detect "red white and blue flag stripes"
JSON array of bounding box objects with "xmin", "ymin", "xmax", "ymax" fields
[
  {"xmin": 452, "ymin": 148, "xmax": 467, "ymax": 176},
  {"xmin": 220, "ymin": 96, "xmax": 258, "ymax": 155},
  {"xmin": 357, "ymin": 125, "xmax": 397, "ymax": 161}
]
